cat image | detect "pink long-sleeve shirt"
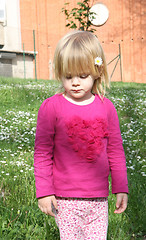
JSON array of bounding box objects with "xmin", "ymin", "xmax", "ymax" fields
[{"xmin": 34, "ymin": 94, "xmax": 128, "ymax": 198}]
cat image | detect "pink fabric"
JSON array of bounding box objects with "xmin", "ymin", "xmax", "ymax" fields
[
  {"xmin": 34, "ymin": 94, "xmax": 128, "ymax": 198},
  {"xmin": 66, "ymin": 116, "xmax": 108, "ymax": 162},
  {"xmin": 55, "ymin": 197, "xmax": 108, "ymax": 240}
]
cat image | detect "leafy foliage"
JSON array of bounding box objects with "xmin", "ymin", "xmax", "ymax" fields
[{"xmin": 61, "ymin": 0, "xmax": 96, "ymax": 32}]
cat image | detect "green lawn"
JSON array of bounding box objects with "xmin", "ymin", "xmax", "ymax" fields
[{"xmin": 0, "ymin": 77, "xmax": 145, "ymax": 239}]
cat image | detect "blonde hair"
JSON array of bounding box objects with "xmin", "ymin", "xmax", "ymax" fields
[{"xmin": 54, "ymin": 30, "xmax": 110, "ymax": 96}]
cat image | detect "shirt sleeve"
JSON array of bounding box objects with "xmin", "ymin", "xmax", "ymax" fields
[
  {"xmin": 34, "ymin": 98, "xmax": 56, "ymax": 198},
  {"xmin": 105, "ymin": 99, "xmax": 128, "ymax": 194}
]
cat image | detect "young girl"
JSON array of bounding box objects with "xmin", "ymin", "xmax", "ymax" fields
[{"xmin": 34, "ymin": 30, "xmax": 128, "ymax": 240}]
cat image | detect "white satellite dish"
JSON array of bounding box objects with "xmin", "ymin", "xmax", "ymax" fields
[{"xmin": 89, "ymin": 3, "xmax": 109, "ymax": 26}]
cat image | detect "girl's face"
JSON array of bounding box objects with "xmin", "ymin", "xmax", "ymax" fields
[{"xmin": 62, "ymin": 74, "xmax": 95, "ymax": 103}]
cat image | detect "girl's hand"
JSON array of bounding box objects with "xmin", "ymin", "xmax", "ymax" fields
[
  {"xmin": 114, "ymin": 193, "xmax": 128, "ymax": 214},
  {"xmin": 38, "ymin": 195, "xmax": 58, "ymax": 217}
]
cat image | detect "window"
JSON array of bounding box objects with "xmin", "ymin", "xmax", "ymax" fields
[{"xmin": 0, "ymin": 0, "xmax": 6, "ymax": 23}]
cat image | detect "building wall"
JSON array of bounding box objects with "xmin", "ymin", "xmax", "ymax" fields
[
  {"xmin": 2, "ymin": 0, "xmax": 21, "ymax": 51},
  {"xmin": 12, "ymin": 54, "xmax": 34, "ymax": 79},
  {"xmin": 0, "ymin": 58, "xmax": 12, "ymax": 77},
  {"xmin": 19, "ymin": 0, "xmax": 146, "ymax": 83},
  {"xmin": 0, "ymin": 52, "xmax": 34, "ymax": 78},
  {"xmin": 0, "ymin": 0, "xmax": 34, "ymax": 79}
]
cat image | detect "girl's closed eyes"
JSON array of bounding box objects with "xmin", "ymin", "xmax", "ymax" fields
[
  {"xmin": 79, "ymin": 74, "xmax": 89, "ymax": 79},
  {"xmin": 65, "ymin": 74, "xmax": 89, "ymax": 80},
  {"xmin": 65, "ymin": 74, "xmax": 72, "ymax": 80}
]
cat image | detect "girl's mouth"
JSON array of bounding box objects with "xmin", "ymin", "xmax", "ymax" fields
[{"xmin": 72, "ymin": 89, "xmax": 81, "ymax": 93}]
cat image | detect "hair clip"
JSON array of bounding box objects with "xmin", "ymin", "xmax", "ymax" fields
[{"xmin": 94, "ymin": 57, "xmax": 103, "ymax": 66}]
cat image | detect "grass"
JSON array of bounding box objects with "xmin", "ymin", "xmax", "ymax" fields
[{"xmin": 0, "ymin": 77, "xmax": 145, "ymax": 239}]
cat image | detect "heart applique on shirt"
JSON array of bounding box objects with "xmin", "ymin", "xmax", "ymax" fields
[{"xmin": 66, "ymin": 116, "xmax": 108, "ymax": 162}]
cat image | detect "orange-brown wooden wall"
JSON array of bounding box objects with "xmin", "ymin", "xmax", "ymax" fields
[{"xmin": 20, "ymin": 0, "xmax": 146, "ymax": 83}]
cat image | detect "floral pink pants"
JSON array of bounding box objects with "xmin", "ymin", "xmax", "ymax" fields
[{"xmin": 55, "ymin": 197, "xmax": 108, "ymax": 240}]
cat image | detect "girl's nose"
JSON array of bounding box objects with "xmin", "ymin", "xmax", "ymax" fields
[{"xmin": 72, "ymin": 77, "xmax": 80, "ymax": 86}]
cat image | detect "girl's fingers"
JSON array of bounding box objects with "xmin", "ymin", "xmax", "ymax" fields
[
  {"xmin": 52, "ymin": 197, "xmax": 58, "ymax": 210},
  {"xmin": 114, "ymin": 204, "xmax": 127, "ymax": 214},
  {"xmin": 115, "ymin": 196, "xmax": 121, "ymax": 209},
  {"xmin": 114, "ymin": 193, "xmax": 128, "ymax": 214},
  {"xmin": 38, "ymin": 195, "xmax": 57, "ymax": 217},
  {"xmin": 39, "ymin": 205, "xmax": 55, "ymax": 217}
]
